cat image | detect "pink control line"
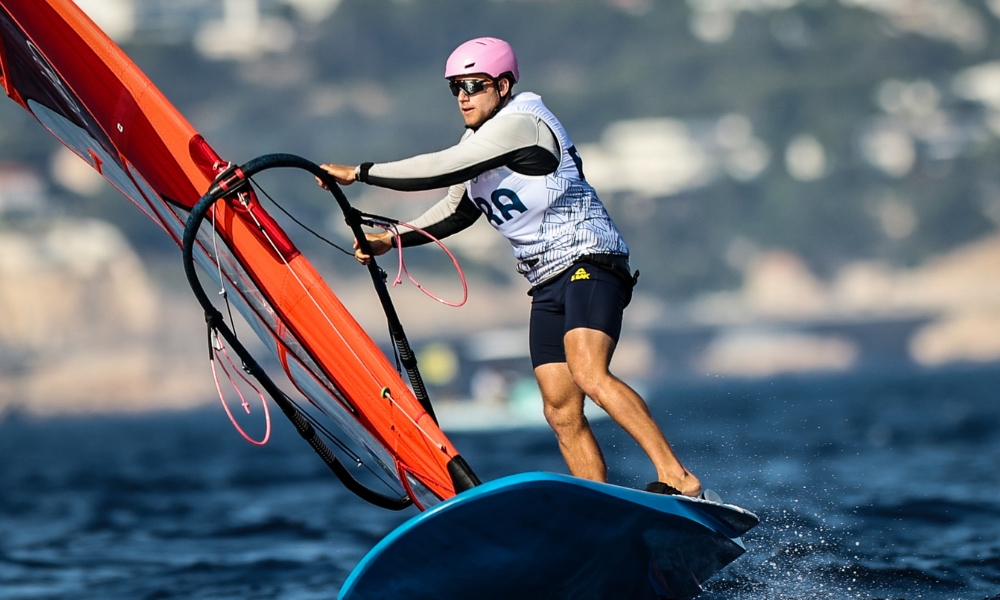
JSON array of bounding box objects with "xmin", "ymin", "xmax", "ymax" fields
[
  {"xmin": 211, "ymin": 335, "xmax": 272, "ymax": 446},
  {"xmin": 373, "ymin": 221, "xmax": 468, "ymax": 307}
]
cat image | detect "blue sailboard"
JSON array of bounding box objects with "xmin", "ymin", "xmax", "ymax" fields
[{"xmin": 339, "ymin": 472, "xmax": 758, "ymax": 600}]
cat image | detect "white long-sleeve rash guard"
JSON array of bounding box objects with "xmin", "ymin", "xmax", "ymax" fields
[{"xmin": 356, "ymin": 111, "xmax": 561, "ymax": 248}]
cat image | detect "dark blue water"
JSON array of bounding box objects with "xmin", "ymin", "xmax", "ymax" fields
[{"xmin": 2, "ymin": 366, "xmax": 999, "ymax": 599}]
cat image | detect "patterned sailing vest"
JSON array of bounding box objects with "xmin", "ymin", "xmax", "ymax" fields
[{"xmin": 465, "ymin": 92, "xmax": 629, "ymax": 286}]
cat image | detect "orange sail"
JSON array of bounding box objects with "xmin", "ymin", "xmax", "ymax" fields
[{"xmin": 0, "ymin": 0, "xmax": 476, "ymax": 509}]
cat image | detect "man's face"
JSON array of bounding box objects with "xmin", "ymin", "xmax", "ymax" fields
[{"xmin": 452, "ymin": 76, "xmax": 504, "ymax": 128}]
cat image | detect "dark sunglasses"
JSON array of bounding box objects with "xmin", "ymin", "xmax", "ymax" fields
[{"xmin": 449, "ymin": 78, "xmax": 493, "ymax": 97}]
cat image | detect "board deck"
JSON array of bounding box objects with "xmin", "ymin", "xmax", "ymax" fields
[{"xmin": 339, "ymin": 472, "xmax": 758, "ymax": 600}]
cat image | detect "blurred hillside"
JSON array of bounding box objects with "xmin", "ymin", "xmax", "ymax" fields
[
  {"xmin": 3, "ymin": 0, "xmax": 1000, "ymax": 296},
  {"xmin": 3, "ymin": 0, "xmax": 1000, "ymax": 411}
]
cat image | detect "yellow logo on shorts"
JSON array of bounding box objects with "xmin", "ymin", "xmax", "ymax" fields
[{"xmin": 570, "ymin": 267, "xmax": 590, "ymax": 281}]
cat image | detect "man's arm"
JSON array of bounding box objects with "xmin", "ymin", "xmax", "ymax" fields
[
  {"xmin": 358, "ymin": 113, "xmax": 560, "ymax": 192},
  {"xmin": 354, "ymin": 183, "xmax": 481, "ymax": 263},
  {"xmin": 394, "ymin": 184, "xmax": 482, "ymax": 247}
]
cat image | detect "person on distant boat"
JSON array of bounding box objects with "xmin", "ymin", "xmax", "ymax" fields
[{"xmin": 319, "ymin": 37, "xmax": 701, "ymax": 497}]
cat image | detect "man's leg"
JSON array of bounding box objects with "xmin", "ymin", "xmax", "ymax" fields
[
  {"xmin": 564, "ymin": 327, "xmax": 702, "ymax": 496},
  {"xmin": 534, "ymin": 362, "xmax": 607, "ymax": 482}
]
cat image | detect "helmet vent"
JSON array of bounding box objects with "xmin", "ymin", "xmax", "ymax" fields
[{"xmin": 464, "ymin": 62, "xmax": 476, "ymax": 68}]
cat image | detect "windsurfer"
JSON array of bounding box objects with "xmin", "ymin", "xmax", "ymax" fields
[{"xmin": 319, "ymin": 38, "xmax": 702, "ymax": 497}]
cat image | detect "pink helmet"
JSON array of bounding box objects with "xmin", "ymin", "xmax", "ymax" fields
[{"xmin": 445, "ymin": 37, "xmax": 519, "ymax": 83}]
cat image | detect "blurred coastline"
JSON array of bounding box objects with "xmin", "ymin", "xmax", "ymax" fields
[
  {"xmin": 3, "ymin": 0, "xmax": 1000, "ymax": 415},
  {"xmin": 3, "ymin": 212, "xmax": 1000, "ymax": 417}
]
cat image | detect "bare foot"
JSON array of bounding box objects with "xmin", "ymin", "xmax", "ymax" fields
[
  {"xmin": 646, "ymin": 472, "xmax": 703, "ymax": 497},
  {"xmin": 669, "ymin": 472, "xmax": 702, "ymax": 497}
]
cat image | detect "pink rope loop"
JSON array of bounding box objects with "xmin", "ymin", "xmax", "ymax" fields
[
  {"xmin": 372, "ymin": 221, "xmax": 468, "ymax": 307},
  {"xmin": 211, "ymin": 334, "xmax": 272, "ymax": 446},
  {"xmin": 388, "ymin": 226, "xmax": 405, "ymax": 288}
]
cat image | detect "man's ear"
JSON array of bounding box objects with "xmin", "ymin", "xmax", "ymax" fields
[{"xmin": 498, "ymin": 77, "xmax": 511, "ymax": 97}]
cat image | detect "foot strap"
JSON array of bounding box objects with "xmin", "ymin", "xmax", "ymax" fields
[{"xmin": 644, "ymin": 481, "xmax": 682, "ymax": 496}]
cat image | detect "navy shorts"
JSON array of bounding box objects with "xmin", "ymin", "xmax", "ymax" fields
[{"xmin": 528, "ymin": 262, "xmax": 633, "ymax": 368}]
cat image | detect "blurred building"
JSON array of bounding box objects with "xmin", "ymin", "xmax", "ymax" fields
[
  {"xmin": 0, "ymin": 163, "xmax": 45, "ymax": 216},
  {"xmin": 76, "ymin": 0, "xmax": 341, "ymax": 54}
]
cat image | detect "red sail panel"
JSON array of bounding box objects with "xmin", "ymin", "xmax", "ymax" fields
[{"xmin": 0, "ymin": 0, "xmax": 458, "ymax": 507}]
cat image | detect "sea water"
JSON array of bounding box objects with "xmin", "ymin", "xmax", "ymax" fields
[{"xmin": 1, "ymin": 365, "xmax": 998, "ymax": 599}]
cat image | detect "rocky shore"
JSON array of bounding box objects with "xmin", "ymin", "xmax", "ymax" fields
[
  {"xmin": 0, "ymin": 218, "xmax": 212, "ymax": 416},
  {"xmin": 687, "ymin": 233, "xmax": 1000, "ymax": 375},
  {"xmin": 3, "ymin": 215, "xmax": 998, "ymax": 415}
]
